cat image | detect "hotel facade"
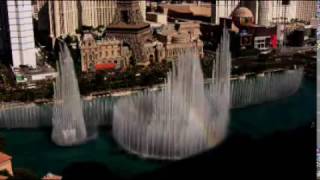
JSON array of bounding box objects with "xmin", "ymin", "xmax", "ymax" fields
[
  {"xmin": 49, "ymin": 0, "xmax": 147, "ymax": 38},
  {"xmin": 7, "ymin": 0, "xmax": 37, "ymax": 68}
]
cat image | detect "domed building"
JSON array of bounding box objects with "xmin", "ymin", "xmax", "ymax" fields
[
  {"xmin": 231, "ymin": 7, "xmax": 255, "ymax": 27},
  {"xmin": 229, "ymin": 7, "xmax": 277, "ymax": 55}
]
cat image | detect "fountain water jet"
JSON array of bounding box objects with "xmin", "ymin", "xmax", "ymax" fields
[
  {"xmin": 113, "ymin": 28, "xmax": 232, "ymax": 160},
  {"xmin": 51, "ymin": 41, "xmax": 89, "ymax": 146}
]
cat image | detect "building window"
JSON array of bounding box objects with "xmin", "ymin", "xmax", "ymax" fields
[
  {"xmin": 266, "ymin": 38, "xmax": 271, "ymax": 47},
  {"xmin": 255, "ymin": 38, "xmax": 266, "ymax": 49},
  {"xmin": 89, "ymin": 63, "xmax": 94, "ymax": 70},
  {"xmin": 121, "ymin": 10, "xmax": 129, "ymax": 23}
]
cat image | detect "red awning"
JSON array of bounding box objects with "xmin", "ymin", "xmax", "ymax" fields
[{"xmin": 95, "ymin": 63, "xmax": 116, "ymax": 70}]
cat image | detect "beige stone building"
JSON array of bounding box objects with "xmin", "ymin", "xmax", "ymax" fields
[
  {"xmin": 156, "ymin": 21, "xmax": 204, "ymax": 61},
  {"xmin": 80, "ymin": 20, "xmax": 203, "ymax": 72},
  {"xmin": 80, "ymin": 33, "xmax": 131, "ymax": 72},
  {"xmin": 296, "ymin": 0, "xmax": 317, "ymax": 23}
]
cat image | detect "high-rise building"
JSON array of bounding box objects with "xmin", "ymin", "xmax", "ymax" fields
[
  {"xmin": 241, "ymin": 0, "xmax": 315, "ymax": 26},
  {"xmin": 241, "ymin": 0, "xmax": 317, "ymax": 25},
  {"xmin": 49, "ymin": 0, "xmax": 147, "ymax": 39},
  {"xmin": 78, "ymin": 1, "xmax": 117, "ymax": 28},
  {"xmin": 211, "ymin": 0, "xmax": 241, "ymax": 24},
  {"xmin": 7, "ymin": 0, "xmax": 37, "ymax": 68},
  {"xmin": 139, "ymin": 1, "xmax": 147, "ymax": 21},
  {"xmin": 49, "ymin": 0, "xmax": 115, "ymax": 38},
  {"xmin": 212, "ymin": 1, "xmax": 315, "ymax": 26},
  {"xmin": 49, "ymin": 1, "xmax": 82, "ymax": 39},
  {"xmin": 296, "ymin": 0, "xmax": 316, "ymax": 23},
  {"xmin": 258, "ymin": 0, "xmax": 298, "ymax": 26},
  {"xmin": 32, "ymin": 0, "xmax": 50, "ymax": 33}
]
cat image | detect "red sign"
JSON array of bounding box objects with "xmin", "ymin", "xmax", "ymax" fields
[
  {"xmin": 271, "ymin": 34, "xmax": 277, "ymax": 48},
  {"xmin": 95, "ymin": 64, "xmax": 116, "ymax": 71}
]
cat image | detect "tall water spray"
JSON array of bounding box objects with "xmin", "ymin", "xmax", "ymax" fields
[
  {"xmin": 207, "ymin": 27, "xmax": 232, "ymax": 140},
  {"xmin": 51, "ymin": 42, "xmax": 88, "ymax": 146},
  {"xmin": 113, "ymin": 28, "xmax": 232, "ymax": 160}
]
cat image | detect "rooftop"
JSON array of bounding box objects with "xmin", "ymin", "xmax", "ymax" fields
[
  {"xmin": 232, "ymin": 7, "xmax": 254, "ymax": 19},
  {"xmin": 107, "ymin": 22, "xmax": 150, "ymax": 30},
  {"xmin": 160, "ymin": 3, "xmax": 211, "ymax": 17},
  {"xmin": 13, "ymin": 63, "xmax": 56, "ymax": 76}
]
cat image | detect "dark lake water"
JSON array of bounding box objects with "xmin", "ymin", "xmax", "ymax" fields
[{"xmin": 0, "ymin": 78, "xmax": 316, "ymax": 178}]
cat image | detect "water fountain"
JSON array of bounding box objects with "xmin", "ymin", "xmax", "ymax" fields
[
  {"xmin": 0, "ymin": 68, "xmax": 304, "ymax": 129},
  {"xmin": 113, "ymin": 27, "xmax": 232, "ymax": 160},
  {"xmin": 207, "ymin": 26, "xmax": 232, "ymax": 141},
  {"xmin": 229, "ymin": 68, "xmax": 304, "ymax": 108},
  {"xmin": 51, "ymin": 41, "xmax": 89, "ymax": 146}
]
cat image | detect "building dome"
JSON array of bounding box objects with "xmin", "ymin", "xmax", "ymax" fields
[
  {"xmin": 232, "ymin": 7, "xmax": 254, "ymax": 27},
  {"xmin": 232, "ymin": 7, "xmax": 254, "ymax": 18}
]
